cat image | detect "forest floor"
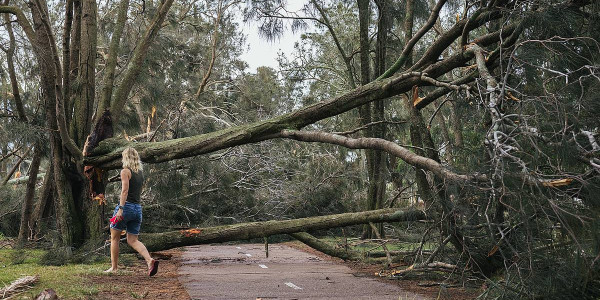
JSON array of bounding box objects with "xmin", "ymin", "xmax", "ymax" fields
[{"xmin": 89, "ymin": 248, "xmax": 189, "ymax": 300}]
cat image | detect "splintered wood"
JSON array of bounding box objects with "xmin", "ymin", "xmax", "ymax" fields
[
  {"xmin": 0, "ymin": 275, "xmax": 39, "ymax": 299},
  {"xmin": 541, "ymin": 178, "xmax": 573, "ymax": 187}
]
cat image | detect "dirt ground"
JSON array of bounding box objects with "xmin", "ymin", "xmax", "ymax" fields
[
  {"xmin": 90, "ymin": 243, "xmax": 480, "ymax": 300},
  {"xmin": 89, "ymin": 249, "xmax": 190, "ymax": 300}
]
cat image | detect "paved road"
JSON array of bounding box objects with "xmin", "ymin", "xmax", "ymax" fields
[{"xmin": 178, "ymin": 243, "xmax": 427, "ymax": 300}]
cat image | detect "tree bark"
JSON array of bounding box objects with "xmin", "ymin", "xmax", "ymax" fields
[
  {"xmin": 448, "ymin": 100, "xmax": 463, "ymax": 148},
  {"xmin": 28, "ymin": 0, "xmax": 83, "ymax": 246},
  {"xmin": 138, "ymin": 208, "xmax": 425, "ymax": 252},
  {"xmin": 67, "ymin": 0, "xmax": 81, "ymax": 124},
  {"xmin": 17, "ymin": 145, "xmax": 42, "ymax": 244},
  {"xmin": 279, "ymin": 130, "xmax": 485, "ymax": 182},
  {"xmin": 357, "ymin": 0, "xmax": 370, "ymax": 86},
  {"xmin": 289, "ymin": 232, "xmax": 361, "ymax": 261},
  {"xmin": 72, "ymin": 0, "xmax": 96, "ymax": 147},
  {"xmin": 61, "ymin": 0, "xmax": 73, "ymax": 124},
  {"xmin": 402, "ymin": 0, "xmax": 414, "ymax": 67},
  {"xmin": 2, "ymin": 1, "xmax": 27, "ymax": 122},
  {"xmin": 364, "ymin": 0, "xmax": 390, "ymax": 239},
  {"xmin": 30, "ymin": 164, "xmax": 54, "ymax": 238}
]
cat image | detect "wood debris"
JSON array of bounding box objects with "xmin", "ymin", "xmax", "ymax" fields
[
  {"xmin": 0, "ymin": 275, "xmax": 39, "ymax": 299},
  {"xmin": 541, "ymin": 178, "xmax": 573, "ymax": 187}
]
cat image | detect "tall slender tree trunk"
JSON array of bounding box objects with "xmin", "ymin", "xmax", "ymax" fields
[
  {"xmin": 30, "ymin": 164, "xmax": 54, "ymax": 238},
  {"xmin": 448, "ymin": 101, "xmax": 463, "ymax": 148},
  {"xmin": 432, "ymin": 100, "xmax": 452, "ymax": 161},
  {"xmin": 364, "ymin": 0, "xmax": 390, "ymax": 238},
  {"xmin": 17, "ymin": 144, "xmax": 42, "ymax": 244},
  {"xmin": 403, "ymin": 0, "xmax": 414, "ymax": 67},
  {"xmin": 3, "ymin": 4, "xmax": 27, "ymax": 122},
  {"xmin": 72, "ymin": 0, "xmax": 96, "ymax": 147},
  {"xmin": 67, "ymin": 0, "xmax": 81, "ymax": 125}
]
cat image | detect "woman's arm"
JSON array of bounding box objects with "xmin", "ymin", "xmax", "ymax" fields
[{"xmin": 116, "ymin": 168, "xmax": 131, "ymax": 217}]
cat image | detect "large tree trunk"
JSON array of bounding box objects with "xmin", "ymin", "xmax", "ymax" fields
[
  {"xmin": 75, "ymin": 0, "xmax": 104, "ymax": 243},
  {"xmin": 84, "ymin": 14, "xmax": 515, "ymax": 169},
  {"xmin": 138, "ymin": 208, "xmax": 425, "ymax": 252},
  {"xmin": 28, "ymin": 0, "xmax": 84, "ymax": 246}
]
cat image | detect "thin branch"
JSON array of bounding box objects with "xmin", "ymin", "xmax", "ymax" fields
[
  {"xmin": 279, "ymin": 130, "xmax": 487, "ymax": 183},
  {"xmin": 377, "ymin": 0, "xmax": 448, "ymax": 80},
  {"xmin": 2, "ymin": 146, "xmax": 32, "ymax": 186},
  {"xmin": 333, "ymin": 120, "xmax": 407, "ymax": 136}
]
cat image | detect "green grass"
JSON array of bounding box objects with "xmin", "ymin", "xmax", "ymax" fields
[{"xmin": 0, "ymin": 249, "xmax": 109, "ymax": 299}]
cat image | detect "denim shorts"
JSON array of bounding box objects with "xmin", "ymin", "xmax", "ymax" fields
[{"xmin": 110, "ymin": 202, "xmax": 142, "ymax": 235}]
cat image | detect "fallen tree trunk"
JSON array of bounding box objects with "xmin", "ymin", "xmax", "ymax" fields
[
  {"xmin": 289, "ymin": 232, "xmax": 427, "ymax": 261},
  {"xmin": 84, "ymin": 26, "xmax": 510, "ymax": 170},
  {"xmin": 138, "ymin": 208, "xmax": 425, "ymax": 252},
  {"xmin": 289, "ymin": 232, "xmax": 361, "ymax": 261}
]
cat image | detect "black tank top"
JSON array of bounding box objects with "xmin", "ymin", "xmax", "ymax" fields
[{"xmin": 126, "ymin": 169, "xmax": 144, "ymax": 204}]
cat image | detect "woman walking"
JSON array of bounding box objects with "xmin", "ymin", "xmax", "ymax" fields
[{"xmin": 105, "ymin": 147, "xmax": 159, "ymax": 276}]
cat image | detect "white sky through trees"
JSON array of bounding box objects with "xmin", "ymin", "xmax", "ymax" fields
[{"xmin": 239, "ymin": 1, "xmax": 309, "ymax": 72}]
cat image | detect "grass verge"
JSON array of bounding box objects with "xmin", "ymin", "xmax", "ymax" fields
[{"xmin": 0, "ymin": 248, "xmax": 137, "ymax": 299}]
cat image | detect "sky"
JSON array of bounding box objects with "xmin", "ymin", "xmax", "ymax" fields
[{"xmin": 239, "ymin": 1, "xmax": 308, "ymax": 72}]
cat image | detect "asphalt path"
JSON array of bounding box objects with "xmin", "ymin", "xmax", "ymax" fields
[{"xmin": 178, "ymin": 243, "xmax": 428, "ymax": 300}]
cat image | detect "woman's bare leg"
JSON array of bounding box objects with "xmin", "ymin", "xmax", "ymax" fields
[
  {"xmin": 126, "ymin": 234, "xmax": 152, "ymax": 267},
  {"xmin": 106, "ymin": 228, "xmax": 122, "ymax": 272}
]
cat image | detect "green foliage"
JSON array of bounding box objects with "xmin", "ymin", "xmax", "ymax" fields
[
  {"xmin": 0, "ymin": 186, "xmax": 24, "ymax": 237},
  {"xmin": 40, "ymin": 246, "xmax": 73, "ymax": 266},
  {"xmin": 8, "ymin": 249, "xmax": 26, "ymax": 265}
]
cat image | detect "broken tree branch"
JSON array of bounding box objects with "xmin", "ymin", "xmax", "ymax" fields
[{"xmin": 279, "ymin": 130, "xmax": 487, "ymax": 183}]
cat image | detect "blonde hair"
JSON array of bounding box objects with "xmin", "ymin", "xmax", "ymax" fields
[{"xmin": 122, "ymin": 147, "xmax": 143, "ymax": 173}]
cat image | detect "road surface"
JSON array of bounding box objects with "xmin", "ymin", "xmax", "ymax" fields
[{"xmin": 178, "ymin": 243, "xmax": 427, "ymax": 300}]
